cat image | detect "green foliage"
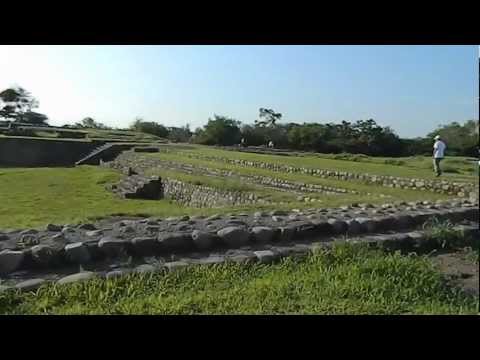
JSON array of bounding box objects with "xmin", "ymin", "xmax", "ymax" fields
[
  {"xmin": 428, "ymin": 120, "xmax": 479, "ymax": 157},
  {"xmin": 0, "ymin": 87, "xmax": 48, "ymax": 124},
  {"xmin": 1, "ymin": 243, "xmax": 476, "ymax": 314},
  {"xmin": 75, "ymin": 117, "xmax": 110, "ymax": 130},
  {"xmin": 194, "ymin": 115, "xmax": 241, "ymax": 146},
  {"xmin": 167, "ymin": 125, "xmax": 192, "ymax": 143},
  {"xmin": 130, "ymin": 117, "xmax": 169, "ymax": 138}
]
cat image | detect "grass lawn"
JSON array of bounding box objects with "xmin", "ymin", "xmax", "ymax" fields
[
  {"xmin": 179, "ymin": 145, "xmax": 478, "ymax": 181},
  {"xmin": 0, "ymin": 166, "xmax": 215, "ymax": 229},
  {"xmin": 1, "ymin": 243, "xmax": 477, "ymax": 315},
  {"xmin": 146, "ymin": 152, "xmax": 453, "ymax": 201},
  {"xmin": 0, "ymin": 157, "xmax": 457, "ymax": 229}
]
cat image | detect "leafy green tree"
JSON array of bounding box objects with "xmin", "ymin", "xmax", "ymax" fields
[
  {"xmin": 75, "ymin": 117, "xmax": 109, "ymax": 129},
  {"xmin": 196, "ymin": 115, "xmax": 241, "ymax": 146},
  {"xmin": 427, "ymin": 120, "xmax": 479, "ymax": 156},
  {"xmin": 168, "ymin": 124, "xmax": 192, "ymax": 143},
  {"xmin": 0, "ymin": 86, "xmax": 48, "ymax": 124},
  {"xmin": 255, "ymin": 108, "xmax": 282, "ymax": 127},
  {"xmin": 130, "ymin": 117, "xmax": 169, "ymax": 138}
]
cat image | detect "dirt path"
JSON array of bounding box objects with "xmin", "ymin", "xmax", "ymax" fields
[{"xmin": 430, "ymin": 249, "xmax": 479, "ymax": 297}]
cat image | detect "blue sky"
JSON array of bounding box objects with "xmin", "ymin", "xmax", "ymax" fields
[{"xmin": 0, "ymin": 45, "xmax": 478, "ymax": 137}]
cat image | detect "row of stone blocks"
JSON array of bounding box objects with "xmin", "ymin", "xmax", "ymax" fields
[
  {"xmin": 175, "ymin": 151, "xmax": 477, "ymax": 197},
  {"xmin": 1, "ymin": 223, "xmax": 478, "ymax": 293},
  {"xmin": 0, "ymin": 207, "xmax": 478, "ymax": 276}
]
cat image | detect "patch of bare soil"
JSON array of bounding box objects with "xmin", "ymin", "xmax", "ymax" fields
[{"xmin": 430, "ymin": 248, "xmax": 479, "ymax": 297}]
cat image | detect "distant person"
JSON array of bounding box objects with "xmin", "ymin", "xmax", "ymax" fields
[
  {"xmin": 268, "ymin": 140, "xmax": 274, "ymax": 149},
  {"xmin": 240, "ymin": 137, "xmax": 246, "ymax": 147},
  {"xmin": 433, "ymin": 135, "xmax": 446, "ymax": 177}
]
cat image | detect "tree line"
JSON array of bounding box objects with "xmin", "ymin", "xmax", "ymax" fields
[{"xmin": 1, "ymin": 86, "xmax": 478, "ymax": 157}]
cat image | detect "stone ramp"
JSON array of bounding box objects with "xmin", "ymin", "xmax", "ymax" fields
[{"xmin": 75, "ymin": 143, "xmax": 136, "ymax": 166}]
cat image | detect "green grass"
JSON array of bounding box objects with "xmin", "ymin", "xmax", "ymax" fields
[
  {"xmin": 0, "ymin": 166, "xmax": 216, "ymax": 229},
  {"xmin": 146, "ymin": 152, "xmax": 452, "ymax": 203},
  {"xmin": 179, "ymin": 145, "xmax": 478, "ymax": 181},
  {"xmin": 1, "ymin": 243, "xmax": 476, "ymax": 314}
]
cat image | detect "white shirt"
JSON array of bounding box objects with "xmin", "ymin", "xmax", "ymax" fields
[{"xmin": 433, "ymin": 140, "xmax": 446, "ymax": 158}]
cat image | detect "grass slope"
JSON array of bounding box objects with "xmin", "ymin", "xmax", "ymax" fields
[{"xmin": 181, "ymin": 146, "xmax": 477, "ymax": 181}]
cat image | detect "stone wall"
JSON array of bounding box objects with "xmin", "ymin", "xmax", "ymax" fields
[
  {"xmin": 169, "ymin": 150, "xmax": 477, "ymax": 197},
  {"xmin": 0, "ymin": 137, "xmax": 102, "ymax": 167},
  {"xmin": 107, "ymin": 152, "xmax": 362, "ymax": 197},
  {"xmin": 162, "ymin": 178, "xmax": 264, "ymax": 208}
]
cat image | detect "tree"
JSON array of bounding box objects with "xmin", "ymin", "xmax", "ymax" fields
[
  {"xmin": 0, "ymin": 86, "xmax": 47, "ymax": 124},
  {"xmin": 168, "ymin": 124, "xmax": 192, "ymax": 143},
  {"xmin": 18, "ymin": 111, "xmax": 49, "ymax": 125},
  {"xmin": 427, "ymin": 120, "xmax": 479, "ymax": 156},
  {"xmin": 75, "ymin": 117, "xmax": 109, "ymax": 129},
  {"xmin": 195, "ymin": 115, "xmax": 241, "ymax": 146},
  {"xmin": 130, "ymin": 117, "xmax": 169, "ymax": 138},
  {"xmin": 255, "ymin": 108, "xmax": 282, "ymax": 127}
]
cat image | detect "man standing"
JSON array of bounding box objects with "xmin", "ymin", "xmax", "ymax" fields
[{"xmin": 433, "ymin": 135, "xmax": 446, "ymax": 177}]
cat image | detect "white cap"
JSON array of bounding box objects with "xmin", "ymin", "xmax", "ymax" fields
[{"xmin": 434, "ymin": 135, "xmax": 441, "ymax": 140}]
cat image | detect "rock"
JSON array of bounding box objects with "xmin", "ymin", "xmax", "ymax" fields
[
  {"xmin": 158, "ymin": 232, "xmax": 193, "ymax": 251},
  {"xmin": 131, "ymin": 237, "xmax": 159, "ymax": 255},
  {"xmin": 394, "ymin": 214, "xmax": 414, "ymax": 229},
  {"xmin": 164, "ymin": 261, "xmax": 189, "ymax": 272},
  {"xmin": 62, "ymin": 227, "xmax": 76, "ymax": 234},
  {"xmin": 85, "ymin": 230, "xmax": 103, "ymax": 237},
  {"xmin": 0, "ymin": 250, "xmax": 25, "ymax": 274},
  {"xmin": 20, "ymin": 229, "xmax": 39, "ymax": 236},
  {"xmin": 196, "ymin": 256, "xmax": 225, "ymax": 265},
  {"xmin": 119, "ymin": 220, "xmax": 136, "ymax": 227},
  {"xmin": 78, "ymin": 223, "xmax": 97, "ymax": 231},
  {"xmin": 64, "ymin": 242, "xmax": 91, "ymax": 264},
  {"xmin": 290, "ymin": 222, "xmax": 315, "ymax": 239},
  {"xmin": 0, "ymin": 233, "xmax": 8, "ymax": 242},
  {"xmin": 30, "ymin": 244, "xmax": 61, "ymax": 266},
  {"xmin": 120, "ymin": 226, "xmax": 136, "ymax": 234},
  {"xmin": 228, "ymin": 254, "xmax": 257, "ymax": 264},
  {"xmin": 271, "ymin": 216, "xmax": 284, "ymax": 222},
  {"xmin": 191, "ymin": 230, "xmax": 217, "ymax": 250},
  {"xmin": 355, "ymin": 218, "xmax": 377, "ymax": 233},
  {"xmin": 175, "ymin": 224, "xmax": 191, "ymax": 232},
  {"xmin": 251, "ymin": 226, "xmax": 276, "ymax": 243},
  {"xmin": 145, "ymin": 225, "xmax": 160, "ymax": 233},
  {"xmin": 98, "ymin": 237, "xmax": 130, "ymax": 257},
  {"xmin": 270, "ymin": 210, "xmax": 288, "ymax": 216},
  {"xmin": 57, "ymin": 272, "xmax": 96, "ymax": 285},
  {"xmin": 375, "ymin": 216, "xmax": 398, "ymax": 231},
  {"xmin": 179, "ymin": 215, "xmax": 190, "ymax": 221},
  {"xmin": 278, "ymin": 226, "xmax": 296, "ymax": 242},
  {"xmin": 206, "ymin": 214, "xmax": 222, "ymax": 221},
  {"xmin": 346, "ymin": 220, "xmax": 363, "ymax": 235},
  {"xmin": 254, "ymin": 250, "xmax": 277, "ymax": 264},
  {"xmin": 106, "ymin": 270, "xmax": 130, "ymax": 279},
  {"xmin": 328, "ymin": 219, "xmax": 348, "ymax": 234},
  {"xmin": 254, "ymin": 211, "xmax": 267, "ymax": 218},
  {"xmin": 46, "ymin": 224, "xmax": 62, "ymax": 232},
  {"xmin": 15, "ymin": 278, "xmax": 46, "ymax": 291},
  {"xmin": 217, "ymin": 227, "xmax": 250, "ymax": 247},
  {"xmin": 134, "ymin": 264, "xmax": 157, "ymax": 274},
  {"xmin": 19, "ymin": 234, "xmax": 39, "ymax": 247},
  {"xmin": 226, "ymin": 220, "xmax": 247, "ymax": 226}
]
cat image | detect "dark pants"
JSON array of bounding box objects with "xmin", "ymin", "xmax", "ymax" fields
[{"xmin": 433, "ymin": 157, "xmax": 443, "ymax": 175}]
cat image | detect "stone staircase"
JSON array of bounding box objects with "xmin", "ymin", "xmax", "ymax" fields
[
  {"xmin": 75, "ymin": 143, "xmax": 136, "ymax": 166},
  {"xmin": 108, "ymin": 175, "xmax": 163, "ymax": 199}
]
